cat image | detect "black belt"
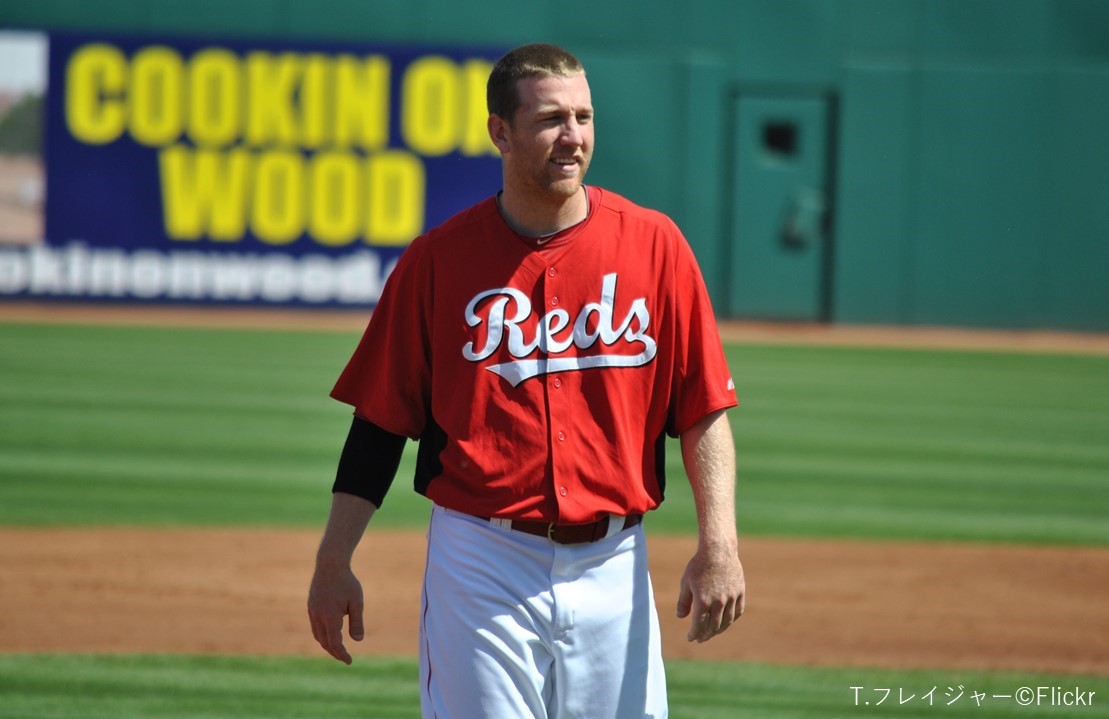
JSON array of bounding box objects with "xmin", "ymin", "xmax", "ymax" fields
[{"xmin": 490, "ymin": 514, "xmax": 643, "ymax": 544}]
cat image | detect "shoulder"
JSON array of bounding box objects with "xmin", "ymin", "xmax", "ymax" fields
[
  {"xmin": 586, "ymin": 188, "xmax": 709, "ymax": 287},
  {"xmin": 391, "ymin": 196, "xmax": 501, "ymax": 270},
  {"xmin": 421, "ymin": 196, "xmax": 501, "ymax": 248},
  {"xmin": 592, "ymin": 187, "xmax": 683, "ymax": 236},
  {"xmin": 590, "ymin": 186, "xmax": 689, "ymax": 258}
]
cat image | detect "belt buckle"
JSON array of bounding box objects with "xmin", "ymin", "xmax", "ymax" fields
[{"xmin": 546, "ymin": 522, "xmax": 557, "ymax": 542}]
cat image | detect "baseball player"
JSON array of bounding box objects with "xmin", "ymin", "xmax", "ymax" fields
[{"xmin": 307, "ymin": 43, "xmax": 745, "ymax": 719}]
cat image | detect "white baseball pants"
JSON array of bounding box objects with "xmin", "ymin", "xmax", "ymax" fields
[{"xmin": 419, "ymin": 505, "xmax": 668, "ymax": 719}]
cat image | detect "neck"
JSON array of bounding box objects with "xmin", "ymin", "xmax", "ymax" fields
[{"xmin": 497, "ymin": 185, "xmax": 588, "ymax": 238}]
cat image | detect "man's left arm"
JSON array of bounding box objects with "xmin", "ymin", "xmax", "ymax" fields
[{"xmin": 676, "ymin": 408, "xmax": 746, "ymax": 643}]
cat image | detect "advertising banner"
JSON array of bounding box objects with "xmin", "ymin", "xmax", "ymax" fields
[{"xmin": 0, "ymin": 32, "xmax": 505, "ymax": 307}]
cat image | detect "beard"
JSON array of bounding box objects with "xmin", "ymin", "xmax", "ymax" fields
[{"xmin": 534, "ymin": 155, "xmax": 591, "ymax": 199}]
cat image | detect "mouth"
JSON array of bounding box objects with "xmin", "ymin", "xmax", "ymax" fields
[{"xmin": 551, "ymin": 157, "xmax": 580, "ymax": 174}]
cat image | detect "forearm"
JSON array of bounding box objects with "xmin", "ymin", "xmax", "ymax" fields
[
  {"xmin": 317, "ymin": 416, "xmax": 404, "ymax": 566},
  {"xmin": 315, "ymin": 492, "xmax": 377, "ymax": 567},
  {"xmin": 309, "ymin": 491, "xmax": 374, "ymax": 664},
  {"xmin": 679, "ymin": 409, "xmax": 738, "ymax": 551},
  {"xmin": 676, "ymin": 408, "xmax": 745, "ymax": 642}
]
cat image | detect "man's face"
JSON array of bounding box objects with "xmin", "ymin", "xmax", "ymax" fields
[{"xmin": 498, "ymin": 73, "xmax": 594, "ymax": 201}]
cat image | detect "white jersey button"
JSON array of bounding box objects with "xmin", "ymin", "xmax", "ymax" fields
[{"xmin": 548, "ymin": 266, "xmax": 557, "ymax": 277}]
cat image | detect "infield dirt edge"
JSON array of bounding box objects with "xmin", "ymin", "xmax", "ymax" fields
[{"xmin": 2, "ymin": 527, "xmax": 1107, "ymax": 676}]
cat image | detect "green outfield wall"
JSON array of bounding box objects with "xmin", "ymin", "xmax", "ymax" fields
[{"xmin": 3, "ymin": 0, "xmax": 1107, "ymax": 330}]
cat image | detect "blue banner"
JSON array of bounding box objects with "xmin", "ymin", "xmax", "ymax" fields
[{"xmin": 2, "ymin": 32, "xmax": 505, "ymax": 306}]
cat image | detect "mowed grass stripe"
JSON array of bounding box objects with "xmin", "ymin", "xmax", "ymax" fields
[
  {"xmin": 0, "ymin": 655, "xmax": 1105, "ymax": 719},
  {"xmin": 0, "ymin": 322, "xmax": 356, "ymax": 527},
  {"xmin": 1, "ymin": 322, "xmax": 1107, "ymax": 543},
  {"xmin": 711, "ymin": 344, "xmax": 1109, "ymax": 544},
  {"xmin": 0, "ymin": 655, "xmax": 421, "ymax": 719}
]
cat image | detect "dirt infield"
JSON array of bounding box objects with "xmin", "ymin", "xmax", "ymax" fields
[{"xmin": 1, "ymin": 527, "xmax": 1107, "ymax": 675}]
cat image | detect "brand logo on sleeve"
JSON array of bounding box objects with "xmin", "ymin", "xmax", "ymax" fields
[{"xmin": 462, "ymin": 273, "xmax": 657, "ymax": 386}]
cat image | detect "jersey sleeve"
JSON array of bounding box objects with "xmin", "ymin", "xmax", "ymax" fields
[
  {"xmin": 330, "ymin": 237, "xmax": 434, "ymax": 439},
  {"xmin": 666, "ymin": 222, "xmax": 738, "ymax": 436}
]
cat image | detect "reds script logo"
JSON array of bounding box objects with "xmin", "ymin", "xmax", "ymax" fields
[{"xmin": 462, "ymin": 273, "xmax": 657, "ymax": 387}]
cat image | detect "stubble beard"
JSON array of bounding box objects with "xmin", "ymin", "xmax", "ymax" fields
[{"xmin": 540, "ymin": 155, "xmax": 590, "ymax": 201}]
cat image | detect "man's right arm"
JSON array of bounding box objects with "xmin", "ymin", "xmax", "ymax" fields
[
  {"xmin": 307, "ymin": 491, "xmax": 377, "ymax": 665},
  {"xmin": 307, "ymin": 415, "xmax": 407, "ymax": 665}
]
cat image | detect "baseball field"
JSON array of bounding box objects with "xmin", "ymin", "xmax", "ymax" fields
[{"xmin": 1, "ymin": 304, "xmax": 1108, "ymax": 718}]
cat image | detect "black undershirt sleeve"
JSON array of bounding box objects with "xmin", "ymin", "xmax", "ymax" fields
[{"xmin": 332, "ymin": 416, "xmax": 407, "ymax": 508}]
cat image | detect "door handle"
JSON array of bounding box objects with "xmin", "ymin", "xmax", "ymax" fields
[{"xmin": 781, "ymin": 187, "xmax": 825, "ymax": 250}]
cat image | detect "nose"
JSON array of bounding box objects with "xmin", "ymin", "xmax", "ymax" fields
[{"xmin": 559, "ymin": 119, "xmax": 584, "ymax": 147}]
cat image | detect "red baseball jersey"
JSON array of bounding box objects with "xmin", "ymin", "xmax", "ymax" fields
[{"xmin": 331, "ymin": 186, "xmax": 737, "ymax": 524}]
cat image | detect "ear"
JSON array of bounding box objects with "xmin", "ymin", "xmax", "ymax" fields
[{"xmin": 488, "ymin": 114, "xmax": 511, "ymax": 155}]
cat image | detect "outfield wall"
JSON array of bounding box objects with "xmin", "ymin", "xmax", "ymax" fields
[{"xmin": 2, "ymin": 0, "xmax": 1107, "ymax": 330}]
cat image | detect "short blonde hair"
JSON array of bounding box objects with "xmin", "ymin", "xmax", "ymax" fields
[{"xmin": 487, "ymin": 43, "xmax": 585, "ymax": 123}]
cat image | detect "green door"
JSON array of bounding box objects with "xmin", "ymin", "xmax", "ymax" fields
[{"xmin": 728, "ymin": 95, "xmax": 832, "ymax": 321}]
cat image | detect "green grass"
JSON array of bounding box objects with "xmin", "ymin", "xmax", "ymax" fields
[
  {"xmin": 0, "ymin": 655, "xmax": 1105, "ymax": 719},
  {"xmin": 652, "ymin": 344, "xmax": 1109, "ymax": 544},
  {"xmin": 0, "ymin": 655, "xmax": 420, "ymax": 719},
  {"xmin": 1, "ymin": 322, "xmax": 1107, "ymax": 544},
  {"xmin": 0, "ymin": 322, "xmax": 357, "ymax": 527},
  {"xmin": 716, "ymin": 345, "xmax": 1109, "ymax": 545}
]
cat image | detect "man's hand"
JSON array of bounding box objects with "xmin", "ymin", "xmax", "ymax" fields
[
  {"xmin": 676, "ymin": 542, "xmax": 745, "ymax": 642},
  {"xmin": 307, "ymin": 561, "xmax": 365, "ymax": 664}
]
